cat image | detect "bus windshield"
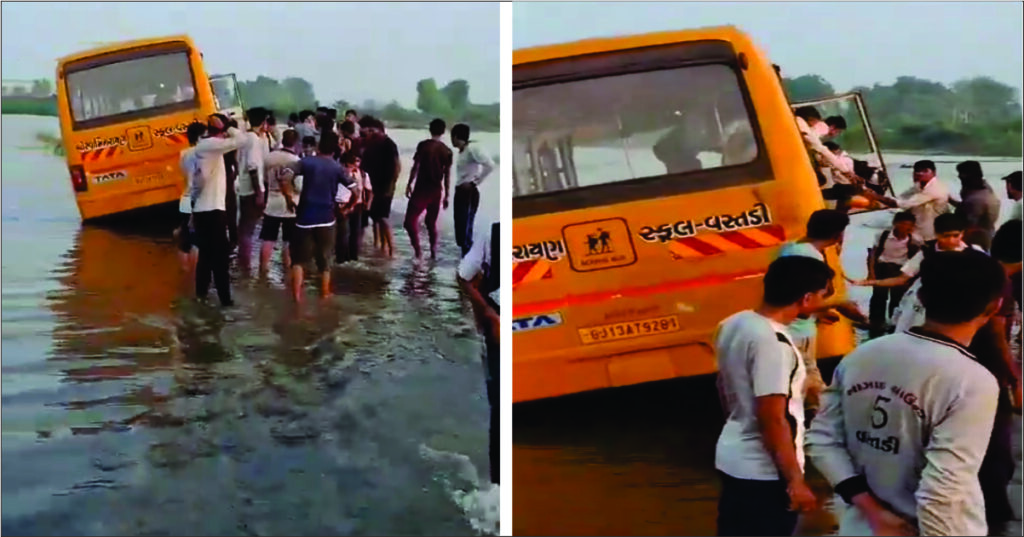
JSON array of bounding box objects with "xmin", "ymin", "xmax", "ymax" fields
[
  {"xmin": 513, "ymin": 63, "xmax": 760, "ymax": 198},
  {"xmin": 66, "ymin": 50, "xmax": 197, "ymax": 128}
]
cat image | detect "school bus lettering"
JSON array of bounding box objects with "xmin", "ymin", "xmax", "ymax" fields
[
  {"xmin": 512, "ymin": 240, "xmax": 566, "ymax": 262},
  {"xmin": 153, "ymin": 122, "xmax": 190, "ymax": 137},
  {"xmin": 638, "ymin": 203, "xmax": 773, "ymax": 244},
  {"xmin": 75, "ymin": 135, "xmax": 127, "ymax": 153}
]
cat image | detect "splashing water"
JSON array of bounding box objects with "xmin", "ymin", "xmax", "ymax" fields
[{"xmin": 419, "ymin": 444, "xmax": 500, "ymax": 535}]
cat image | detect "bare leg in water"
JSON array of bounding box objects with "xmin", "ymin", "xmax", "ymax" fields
[{"xmin": 290, "ymin": 264, "xmax": 304, "ymax": 302}]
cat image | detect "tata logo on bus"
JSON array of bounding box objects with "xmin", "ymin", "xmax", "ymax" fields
[
  {"xmin": 512, "ymin": 313, "xmax": 563, "ymax": 333},
  {"xmin": 92, "ymin": 170, "xmax": 127, "ymax": 184}
]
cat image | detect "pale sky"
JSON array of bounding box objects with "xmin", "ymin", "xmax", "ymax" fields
[
  {"xmin": 514, "ymin": 1, "xmax": 1024, "ymax": 94},
  {"xmin": 1, "ymin": 2, "xmax": 499, "ymax": 107}
]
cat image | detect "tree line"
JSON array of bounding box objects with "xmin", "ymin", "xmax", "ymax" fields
[
  {"xmin": 237, "ymin": 75, "xmax": 499, "ymax": 132},
  {"xmin": 784, "ymin": 73, "xmax": 1022, "ymax": 157}
]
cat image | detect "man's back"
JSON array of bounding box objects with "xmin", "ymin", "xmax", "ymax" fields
[
  {"xmin": 958, "ymin": 185, "xmax": 1001, "ymax": 246},
  {"xmin": 412, "ymin": 139, "xmax": 452, "ymax": 196},
  {"xmin": 806, "ymin": 329, "xmax": 998, "ymax": 535},
  {"xmin": 295, "ymin": 156, "xmax": 347, "ymax": 227},
  {"xmin": 363, "ymin": 135, "xmax": 400, "ymax": 196}
]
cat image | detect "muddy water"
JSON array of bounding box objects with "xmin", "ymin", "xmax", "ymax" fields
[
  {"xmin": 513, "ymin": 154, "xmax": 1023, "ymax": 536},
  {"xmin": 1, "ymin": 115, "xmax": 501, "ymax": 535}
]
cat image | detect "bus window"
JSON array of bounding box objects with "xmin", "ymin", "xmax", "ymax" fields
[
  {"xmin": 513, "ymin": 63, "xmax": 761, "ymax": 201},
  {"xmin": 65, "ymin": 51, "xmax": 197, "ymax": 129}
]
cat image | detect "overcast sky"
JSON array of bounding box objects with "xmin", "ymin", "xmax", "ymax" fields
[
  {"xmin": 514, "ymin": 1, "xmax": 1024, "ymax": 94},
  {"xmin": 1, "ymin": 2, "xmax": 499, "ymax": 106}
]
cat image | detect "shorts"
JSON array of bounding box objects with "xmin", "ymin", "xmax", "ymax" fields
[
  {"xmin": 177, "ymin": 212, "xmax": 194, "ymax": 253},
  {"xmin": 259, "ymin": 215, "xmax": 295, "ymax": 243},
  {"xmin": 369, "ymin": 194, "xmax": 394, "ymax": 221},
  {"xmin": 290, "ymin": 224, "xmax": 335, "ymax": 272}
]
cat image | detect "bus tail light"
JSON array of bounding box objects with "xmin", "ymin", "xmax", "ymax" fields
[{"xmin": 69, "ymin": 165, "xmax": 88, "ymax": 192}]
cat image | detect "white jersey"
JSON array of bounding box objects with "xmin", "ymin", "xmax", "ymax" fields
[{"xmin": 805, "ymin": 329, "xmax": 998, "ymax": 536}]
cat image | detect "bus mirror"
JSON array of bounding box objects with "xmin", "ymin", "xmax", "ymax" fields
[{"xmin": 69, "ymin": 165, "xmax": 87, "ymax": 192}]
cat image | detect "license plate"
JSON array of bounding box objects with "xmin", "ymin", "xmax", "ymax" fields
[{"xmin": 578, "ymin": 315, "xmax": 681, "ymax": 345}]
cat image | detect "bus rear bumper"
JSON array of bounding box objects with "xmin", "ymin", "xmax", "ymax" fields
[
  {"xmin": 77, "ymin": 184, "xmax": 182, "ymax": 221},
  {"xmin": 513, "ymin": 342, "xmax": 718, "ymax": 403}
]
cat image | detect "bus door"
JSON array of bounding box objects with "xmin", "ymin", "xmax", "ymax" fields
[
  {"xmin": 791, "ymin": 92, "xmax": 897, "ymax": 215},
  {"xmin": 210, "ymin": 73, "xmax": 245, "ymax": 124}
]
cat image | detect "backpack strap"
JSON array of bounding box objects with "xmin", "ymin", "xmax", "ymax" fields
[{"xmin": 872, "ymin": 229, "xmax": 891, "ymax": 264}]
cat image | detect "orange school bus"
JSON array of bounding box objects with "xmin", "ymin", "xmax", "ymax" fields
[
  {"xmin": 56, "ymin": 35, "xmax": 218, "ymax": 221},
  {"xmin": 512, "ymin": 26, "xmax": 856, "ymax": 403}
]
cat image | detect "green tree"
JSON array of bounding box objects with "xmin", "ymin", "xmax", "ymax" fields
[
  {"xmin": 783, "ymin": 74, "xmax": 835, "ymax": 101},
  {"xmin": 440, "ymin": 79, "xmax": 470, "ymax": 115},
  {"xmin": 415, "ymin": 78, "xmax": 453, "ymax": 118}
]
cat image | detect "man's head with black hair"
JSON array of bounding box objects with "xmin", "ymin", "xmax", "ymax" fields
[
  {"xmin": 318, "ymin": 131, "xmax": 340, "ymax": 157},
  {"xmin": 1003, "ymin": 171, "xmax": 1022, "ymax": 201},
  {"xmin": 824, "ymin": 115, "xmax": 847, "ymax": 138},
  {"xmin": 955, "ymin": 160, "xmax": 985, "ymax": 190},
  {"xmin": 912, "ymin": 160, "xmax": 936, "ymax": 187},
  {"xmin": 762, "ymin": 256, "xmax": 835, "ymax": 317},
  {"xmin": 429, "ymin": 118, "xmax": 446, "ymax": 137},
  {"xmin": 919, "ymin": 250, "xmax": 1006, "ymax": 328},
  {"xmin": 794, "ymin": 105, "xmax": 822, "ymax": 124},
  {"xmin": 186, "ymin": 121, "xmax": 207, "ymax": 145},
  {"xmin": 288, "ymin": 112, "xmax": 299, "ymax": 126},
  {"xmin": 893, "ymin": 210, "xmax": 916, "ymax": 237},
  {"xmin": 990, "ymin": 219, "xmax": 1022, "ymax": 267},
  {"xmin": 933, "ymin": 212, "xmax": 967, "ymax": 251},
  {"xmin": 806, "ymin": 209, "xmax": 850, "ymax": 246},
  {"xmin": 302, "ymin": 135, "xmax": 317, "ymax": 154},
  {"xmin": 246, "ymin": 107, "xmax": 269, "ymax": 131},
  {"xmin": 281, "ymin": 129, "xmax": 299, "ymax": 151},
  {"xmin": 451, "ymin": 123, "xmax": 470, "ymax": 149},
  {"xmin": 299, "ymin": 110, "xmax": 316, "ymax": 124}
]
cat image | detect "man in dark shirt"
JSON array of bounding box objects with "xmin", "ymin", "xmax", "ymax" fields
[
  {"xmin": 404, "ymin": 118, "xmax": 453, "ymax": 259},
  {"xmin": 950, "ymin": 160, "xmax": 1001, "ymax": 251},
  {"xmin": 360, "ymin": 116, "xmax": 401, "ymax": 257},
  {"xmin": 280, "ymin": 132, "xmax": 356, "ymax": 301}
]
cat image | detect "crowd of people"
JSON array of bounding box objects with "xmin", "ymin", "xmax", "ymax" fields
[
  {"xmin": 714, "ymin": 176, "xmax": 1022, "ymax": 535},
  {"xmin": 172, "ymin": 105, "xmax": 501, "ymax": 486},
  {"xmin": 174, "ymin": 106, "xmax": 494, "ymax": 303}
]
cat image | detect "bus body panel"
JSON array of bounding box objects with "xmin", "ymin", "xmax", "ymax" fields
[
  {"xmin": 512, "ymin": 26, "xmax": 855, "ymax": 403},
  {"xmin": 56, "ymin": 35, "xmax": 217, "ymax": 221}
]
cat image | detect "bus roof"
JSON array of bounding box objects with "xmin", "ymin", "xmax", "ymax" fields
[
  {"xmin": 57, "ymin": 35, "xmax": 196, "ymax": 66},
  {"xmin": 513, "ymin": 25, "xmax": 752, "ymax": 66}
]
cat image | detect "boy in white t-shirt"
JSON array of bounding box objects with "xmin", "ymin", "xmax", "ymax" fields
[
  {"xmin": 259, "ymin": 128, "xmax": 302, "ymax": 273},
  {"xmin": 713, "ymin": 255, "xmax": 834, "ymax": 536}
]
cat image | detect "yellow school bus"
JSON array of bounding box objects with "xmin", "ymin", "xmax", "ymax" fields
[
  {"xmin": 512, "ymin": 26, "xmax": 857, "ymax": 403},
  {"xmin": 56, "ymin": 35, "xmax": 218, "ymax": 221}
]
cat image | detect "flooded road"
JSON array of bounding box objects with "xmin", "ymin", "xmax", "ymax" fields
[
  {"xmin": 1, "ymin": 115, "xmax": 501, "ymax": 535},
  {"xmin": 513, "ymin": 155, "xmax": 1023, "ymax": 536}
]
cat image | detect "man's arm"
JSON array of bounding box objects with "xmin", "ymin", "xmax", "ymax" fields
[
  {"xmin": 457, "ymin": 236, "xmax": 499, "ymax": 338},
  {"xmin": 917, "ymin": 373, "xmax": 999, "ymax": 535},
  {"xmin": 243, "ymin": 135, "xmax": 264, "ymax": 203},
  {"xmin": 193, "ymin": 127, "xmax": 247, "ymax": 156},
  {"xmin": 442, "ymin": 156, "xmax": 452, "ymax": 209},
  {"xmin": 473, "ymin": 146, "xmax": 495, "ymax": 186},
  {"xmin": 406, "ymin": 160, "xmax": 419, "ymax": 199},
  {"xmin": 279, "ymin": 161, "xmax": 302, "ymax": 213}
]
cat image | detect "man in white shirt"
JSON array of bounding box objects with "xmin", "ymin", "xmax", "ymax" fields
[
  {"xmin": 457, "ymin": 221, "xmax": 499, "ymax": 485},
  {"xmin": 451, "ymin": 123, "xmax": 495, "ymax": 257},
  {"xmin": 865, "ymin": 160, "xmax": 950, "ymax": 241},
  {"xmin": 806, "ymin": 251, "xmax": 1006, "ymax": 536},
  {"xmin": 237, "ymin": 107, "xmax": 272, "ymax": 270},
  {"xmin": 714, "ymin": 255, "xmax": 835, "ymax": 536},
  {"xmin": 1002, "ymin": 171, "xmax": 1022, "ymax": 222},
  {"xmin": 190, "ymin": 114, "xmax": 249, "ymax": 306},
  {"xmin": 259, "ymin": 128, "xmax": 302, "ymax": 274},
  {"xmin": 176, "ymin": 121, "xmax": 207, "ymax": 273}
]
